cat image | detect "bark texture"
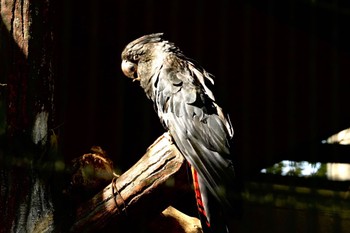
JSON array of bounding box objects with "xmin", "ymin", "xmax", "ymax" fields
[
  {"xmin": 0, "ymin": 1, "xmax": 57, "ymax": 232},
  {"xmin": 70, "ymin": 134, "xmax": 194, "ymax": 232}
]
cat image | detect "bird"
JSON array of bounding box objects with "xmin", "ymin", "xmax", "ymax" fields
[{"xmin": 121, "ymin": 33, "xmax": 237, "ymax": 233}]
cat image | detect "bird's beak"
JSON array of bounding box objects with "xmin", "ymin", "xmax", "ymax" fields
[{"xmin": 121, "ymin": 60, "xmax": 140, "ymax": 81}]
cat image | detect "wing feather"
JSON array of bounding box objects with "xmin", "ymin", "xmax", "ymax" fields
[{"xmin": 153, "ymin": 58, "xmax": 235, "ymax": 209}]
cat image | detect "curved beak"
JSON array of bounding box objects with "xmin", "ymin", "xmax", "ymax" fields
[{"xmin": 121, "ymin": 60, "xmax": 140, "ymax": 81}]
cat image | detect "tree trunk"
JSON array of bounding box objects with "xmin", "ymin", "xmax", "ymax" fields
[{"xmin": 0, "ymin": 0, "xmax": 57, "ymax": 232}]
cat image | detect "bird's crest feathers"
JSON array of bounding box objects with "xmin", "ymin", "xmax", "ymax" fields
[{"xmin": 126, "ymin": 33, "xmax": 164, "ymax": 50}]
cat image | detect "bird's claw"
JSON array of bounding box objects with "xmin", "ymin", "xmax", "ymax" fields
[{"xmin": 163, "ymin": 132, "xmax": 173, "ymax": 144}]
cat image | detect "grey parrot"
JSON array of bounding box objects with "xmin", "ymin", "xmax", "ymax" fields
[{"xmin": 121, "ymin": 33, "xmax": 236, "ymax": 233}]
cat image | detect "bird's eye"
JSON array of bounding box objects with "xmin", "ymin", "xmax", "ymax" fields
[{"xmin": 133, "ymin": 54, "xmax": 139, "ymax": 61}]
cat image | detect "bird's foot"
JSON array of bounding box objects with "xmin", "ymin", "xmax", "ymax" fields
[{"xmin": 163, "ymin": 132, "xmax": 173, "ymax": 144}]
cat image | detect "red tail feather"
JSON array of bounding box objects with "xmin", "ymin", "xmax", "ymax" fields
[{"xmin": 191, "ymin": 166, "xmax": 210, "ymax": 228}]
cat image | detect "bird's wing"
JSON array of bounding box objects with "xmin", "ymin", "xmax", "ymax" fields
[{"xmin": 153, "ymin": 58, "xmax": 235, "ymax": 210}]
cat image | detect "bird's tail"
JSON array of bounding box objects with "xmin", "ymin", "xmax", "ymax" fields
[
  {"xmin": 191, "ymin": 167, "xmax": 230, "ymax": 233},
  {"xmin": 191, "ymin": 167, "xmax": 211, "ymax": 231}
]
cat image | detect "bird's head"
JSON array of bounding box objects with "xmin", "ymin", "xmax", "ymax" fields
[{"xmin": 121, "ymin": 33, "xmax": 165, "ymax": 82}]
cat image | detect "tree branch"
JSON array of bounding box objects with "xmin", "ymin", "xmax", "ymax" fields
[{"xmin": 70, "ymin": 133, "xmax": 200, "ymax": 232}]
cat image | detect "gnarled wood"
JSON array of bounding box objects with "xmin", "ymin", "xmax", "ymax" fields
[{"xmin": 70, "ymin": 133, "xmax": 199, "ymax": 232}]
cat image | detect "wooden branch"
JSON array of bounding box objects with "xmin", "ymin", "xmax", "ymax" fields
[
  {"xmin": 149, "ymin": 206, "xmax": 203, "ymax": 233},
  {"xmin": 70, "ymin": 133, "xmax": 191, "ymax": 232}
]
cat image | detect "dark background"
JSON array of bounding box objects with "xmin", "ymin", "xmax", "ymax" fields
[{"xmin": 55, "ymin": 0, "xmax": 350, "ymax": 179}]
